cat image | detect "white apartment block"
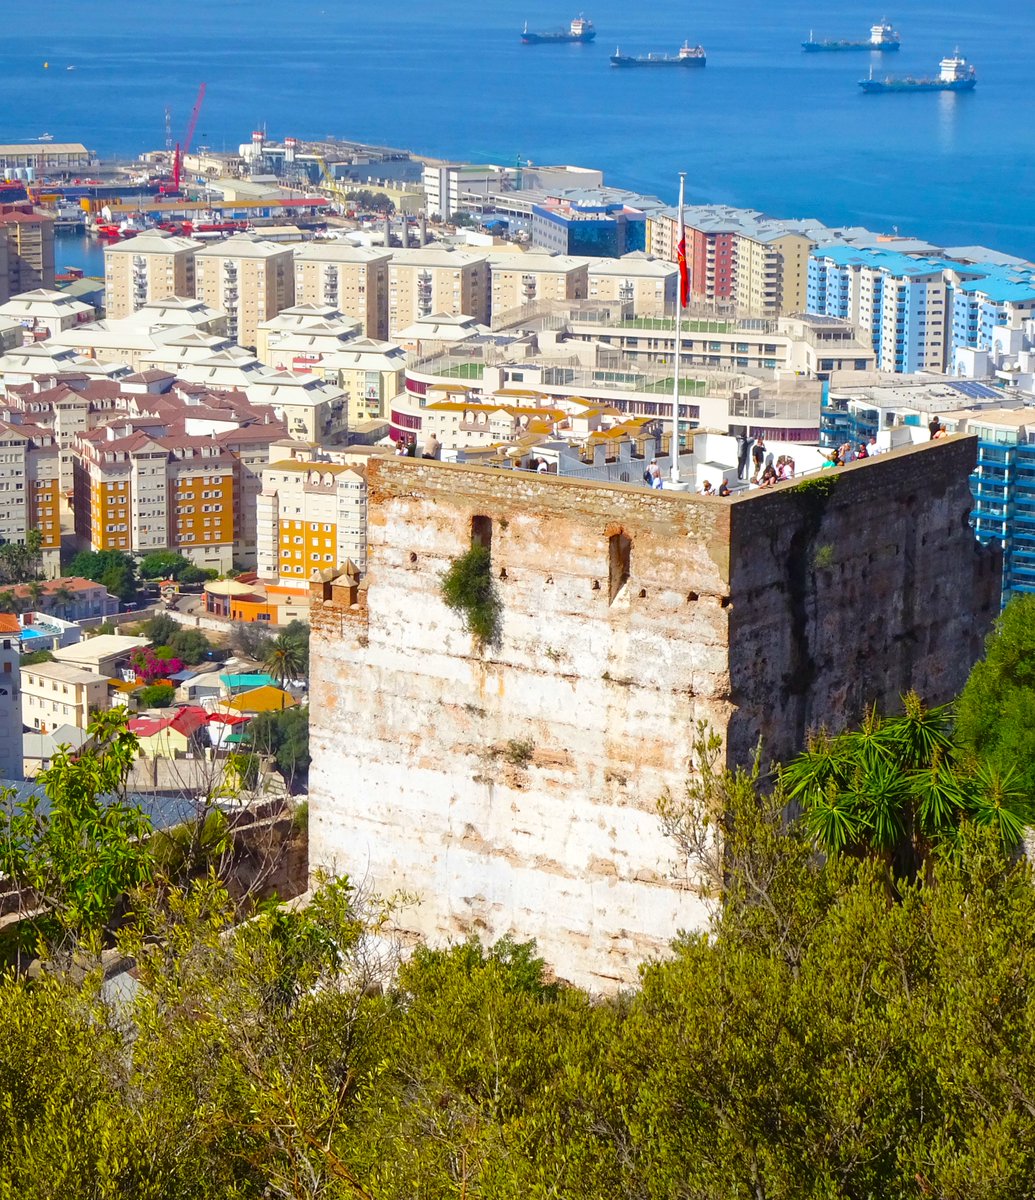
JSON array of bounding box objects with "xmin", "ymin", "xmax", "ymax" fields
[
  {"xmin": 194, "ymin": 235, "xmax": 295, "ymax": 350},
  {"xmin": 21, "ymin": 660, "xmax": 109, "ymax": 733},
  {"xmin": 387, "ymin": 248, "xmax": 489, "ymax": 334},
  {"xmin": 103, "ymin": 232, "xmax": 201, "ymax": 319},
  {"xmin": 293, "ymin": 244, "xmax": 391, "ymax": 339},
  {"xmin": 257, "ymin": 455, "xmax": 367, "ymax": 590}
]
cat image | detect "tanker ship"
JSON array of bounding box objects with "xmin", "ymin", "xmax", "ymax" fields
[
  {"xmin": 859, "ymin": 52, "xmax": 976, "ymax": 93},
  {"xmin": 803, "ymin": 21, "xmax": 900, "ymax": 52},
  {"xmin": 521, "ymin": 16, "xmax": 595, "ymax": 44},
  {"xmin": 610, "ymin": 42, "xmax": 706, "ymax": 67}
]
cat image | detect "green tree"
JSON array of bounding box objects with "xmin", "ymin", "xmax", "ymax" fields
[
  {"xmin": 781, "ymin": 691, "xmax": 1034, "ymax": 876},
  {"xmin": 142, "ymin": 612, "xmax": 179, "ymax": 644},
  {"xmin": 281, "ymin": 619, "xmax": 310, "ymax": 675},
  {"xmin": 137, "ymin": 682, "xmax": 175, "ymax": 709},
  {"xmin": 262, "ymin": 631, "xmax": 307, "ymax": 688},
  {"xmin": 247, "ymin": 706, "xmax": 310, "ymax": 790},
  {"xmin": 0, "ymin": 530, "xmax": 43, "ymax": 585},
  {"xmin": 440, "ymin": 543, "xmax": 500, "ymax": 647},
  {"xmin": 66, "ymin": 549, "xmax": 138, "ymax": 603},
  {"xmin": 138, "ymin": 550, "xmax": 191, "ymax": 580},
  {"xmin": 956, "ymin": 592, "xmax": 1035, "ymax": 795},
  {"xmin": 167, "ymin": 627, "xmax": 213, "ymax": 665},
  {"xmin": 19, "ymin": 648, "xmax": 55, "ymax": 666},
  {"xmin": 50, "ymin": 585, "xmax": 75, "ymax": 619},
  {"xmin": 0, "ymin": 710, "xmax": 152, "ymax": 952}
]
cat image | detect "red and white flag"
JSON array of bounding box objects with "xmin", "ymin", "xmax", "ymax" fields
[{"xmin": 676, "ymin": 205, "xmax": 689, "ymax": 308}]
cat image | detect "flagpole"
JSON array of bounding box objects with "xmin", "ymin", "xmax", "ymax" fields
[{"xmin": 670, "ymin": 172, "xmax": 686, "ymax": 485}]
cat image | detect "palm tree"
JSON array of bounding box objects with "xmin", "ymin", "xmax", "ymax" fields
[
  {"xmin": 0, "ymin": 591, "xmax": 15, "ymax": 614},
  {"xmin": 26, "ymin": 580, "xmax": 44, "ymax": 612},
  {"xmin": 262, "ymin": 633, "xmax": 306, "ymax": 690},
  {"xmin": 781, "ymin": 691, "xmax": 1035, "ymax": 878}
]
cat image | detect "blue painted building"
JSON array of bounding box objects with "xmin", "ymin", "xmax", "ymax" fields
[
  {"xmin": 531, "ymin": 199, "xmax": 646, "ymax": 257},
  {"xmin": 808, "ymin": 246, "xmax": 1035, "ymax": 376},
  {"xmin": 820, "ymin": 380, "xmax": 1035, "ymax": 603}
]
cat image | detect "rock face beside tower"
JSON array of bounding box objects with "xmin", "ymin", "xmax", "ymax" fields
[{"xmin": 308, "ymin": 441, "xmax": 998, "ymax": 989}]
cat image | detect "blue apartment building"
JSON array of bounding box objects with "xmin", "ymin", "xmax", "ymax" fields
[
  {"xmin": 820, "ymin": 381, "xmax": 1035, "ymax": 602},
  {"xmin": 531, "ymin": 198, "xmax": 647, "ymax": 257},
  {"xmin": 808, "ymin": 246, "xmax": 1035, "ymax": 377}
]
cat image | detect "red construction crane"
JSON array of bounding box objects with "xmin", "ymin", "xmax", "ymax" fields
[{"xmin": 172, "ymin": 82, "xmax": 207, "ymax": 193}]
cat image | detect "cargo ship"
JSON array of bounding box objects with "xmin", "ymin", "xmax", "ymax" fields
[
  {"xmin": 610, "ymin": 42, "xmax": 706, "ymax": 67},
  {"xmin": 803, "ymin": 21, "xmax": 900, "ymax": 52},
  {"xmin": 859, "ymin": 51, "xmax": 976, "ymax": 93},
  {"xmin": 521, "ymin": 16, "xmax": 595, "ymax": 44}
]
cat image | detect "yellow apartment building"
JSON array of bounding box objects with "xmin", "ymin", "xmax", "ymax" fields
[
  {"xmin": 387, "ymin": 247, "xmax": 489, "ymax": 334},
  {"xmin": 194, "ymin": 235, "xmax": 295, "ymax": 350},
  {"xmin": 293, "ymin": 244, "xmax": 391, "ymax": 339},
  {"xmin": 103, "ymin": 232, "xmax": 202, "ymax": 318},
  {"xmin": 256, "ymin": 453, "xmax": 367, "ymax": 591}
]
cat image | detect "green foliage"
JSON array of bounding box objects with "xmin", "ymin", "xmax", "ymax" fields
[
  {"xmin": 142, "ymin": 612, "xmax": 178, "ymax": 644},
  {"xmin": 66, "ymin": 549, "xmax": 138, "ymax": 603},
  {"xmin": 150, "ymin": 808, "xmax": 232, "ymax": 881},
  {"xmin": 781, "ymin": 691, "xmax": 1035, "ymax": 875},
  {"xmin": 247, "ymin": 706, "xmax": 310, "ymax": 789},
  {"xmin": 138, "ymin": 682, "xmax": 175, "ymax": 708},
  {"xmin": 0, "ymin": 710, "xmax": 152, "ymax": 949},
  {"xmin": 262, "ymin": 630, "xmax": 307, "ymax": 687},
  {"xmin": 168, "ymin": 626, "xmax": 213, "ymax": 665},
  {"xmin": 346, "ymin": 187, "xmax": 395, "ymax": 213},
  {"xmin": 19, "ymin": 648, "xmax": 54, "ymax": 666},
  {"xmin": 956, "ymin": 592, "xmax": 1035, "ymax": 798},
  {"xmin": 138, "ymin": 550, "xmax": 191, "ymax": 580},
  {"xmin": 440, "ymin": 543, "xmax": 501, "ymax": 647},
  {"xmin": 281, "ymin": 619, "xmax": 310, "ymax": 675},
  {"xmin": 812, "ymin": 542, "xmax": 835, "ymax": 569},
  {"xmin": 231, "ymin": 619, "xmax": 274, "ymax": 661},
  {"xmin": 0, "ymin": 530, "xmax": 43, "ymax": 585}
]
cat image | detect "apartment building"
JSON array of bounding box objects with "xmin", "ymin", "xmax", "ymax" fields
[
  {"xmin": 254, "ymin": 305, "xmax": 360, "ymax": 370},
  {"xmin": 103, "ymin": 231, "xmax": 201, "ymax": 318},
  {"xmin": 319, "ymin": 338, "xmax": 407, "ymax": 424},
  {"xmin": 293, "ymin": 244, "xmax": 391, "ymax": 339},
  {"xmin": 808, "ymin": 247, "xmax": 956, "ymax": 373},
  {"xmin": 9, "ymin": 576, "xmax": 119, "ymax": 621},
  {"xmin": 388, "ymin": 247, "xmax": 489, "ymax": 333},
  {"xmin": 0, "ymin": 209, "xmax": 56, "ymax": 296},
  {"xmin": 21, "ymin": 660, "xmax": 109, "ymax": 733},
  {"xmin": 0, "ymin": 421, "xmax": 61, "ymax": 575},
  {"xmin": 194, "ymin": 235, "xmax": 294, "ymax": 350},
  {"xmin": 0, "ymin": 615, "xmax": 21, "ymax": 779},
  {"xmin": 256, "ymin": 454, "xmax": 368, "ymax": 592},
  {"xmin": 0, "ymin": 288, "xmax": 94, "ymax": 343},
  {"xmin": 72, "ymin": 428, "xmax": 237, "ymax": 571},
  {"xmin": 487, "ymin": 252, "xmax": 588, "ymax": 315},
  {"xmin": 586, "ymin": 253, "xmax": 678, "ymax": 317},
  {"xmin": 734, "ymin": 230, "xmax": 814, "ymax": 318}
]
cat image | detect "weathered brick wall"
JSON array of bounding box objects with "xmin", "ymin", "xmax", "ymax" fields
[
  {"xmin": 725, "ymin": 436, "xmax": 1000, "ymax": 764},
  {"xmin": 309, "ymin": 442, "xmax": 1000, "ymax": 989},
  {"xmin": 310, "ymin": 462, "xmax": 736, "ymax": 989}
]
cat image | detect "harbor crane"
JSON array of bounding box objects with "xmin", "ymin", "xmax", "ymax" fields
[{"xmin": 172, "ymin": 83, "xmax": 207, "ymax": 193}]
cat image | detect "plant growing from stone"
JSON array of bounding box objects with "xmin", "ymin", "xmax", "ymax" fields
[{"xmin": 440, "ymin": 544, "xmax": 501, "ymax": 648}]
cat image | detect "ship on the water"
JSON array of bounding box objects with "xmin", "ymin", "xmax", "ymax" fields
[
  {"xmin": 610, "ymin": 42, "xmax": 706, "ymax": 68},
  {"xmin": 859, "ymin": 51, "xmax": 976, "ymax": 93},
  {"xmin": 521, "ymin": 16, "xmax": 595, "ymax": 44},
  {"xmin": 803, "ymin": 21, "xmax": 900, "ymax": 52}
]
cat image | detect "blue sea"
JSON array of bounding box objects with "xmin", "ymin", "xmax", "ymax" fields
[{"xmin": 6, "ymin": 0, "xmax": 1035, "ymax": 260}]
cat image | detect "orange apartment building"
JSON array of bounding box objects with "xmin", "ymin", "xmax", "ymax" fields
[{"xmin": 72, "ymin": 428, "xmax": 237, "ymax": 572}]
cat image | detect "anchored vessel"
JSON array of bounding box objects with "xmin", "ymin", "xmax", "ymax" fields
[
  {"xmin": 859, "ymin": 51, "xmax": 976, "ymax": 93},
  {"xmin": 610, "ymin": 42, "xmax": 706, "ymax": 67},
  {"xmin": 521, "ymin": 16, "xmax": 595, "ymax": 44},
  {"xmin": 803, "ymin": 20, "xmax": 900, "ymax": 52}
]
